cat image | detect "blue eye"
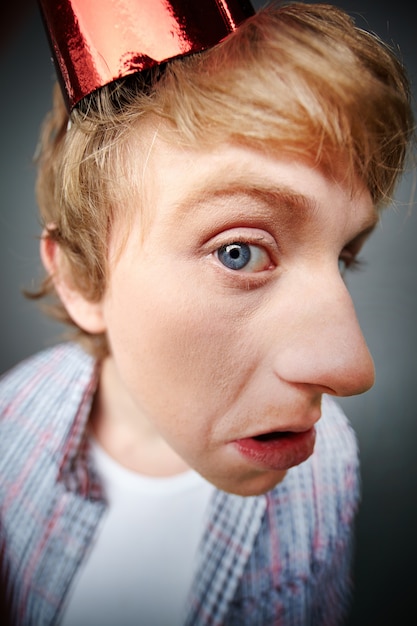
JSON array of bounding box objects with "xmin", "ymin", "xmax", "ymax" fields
[
  {"xmin": 217, "ymin": 243, "xmax": 251, "ymax": 270},
  {"xmin": 338, "ymin": 253, "xmax": 363, "ymax": 276},
  {"xmin": 216, "ymin": 242, "xmax": 271, "ymax": 272}
]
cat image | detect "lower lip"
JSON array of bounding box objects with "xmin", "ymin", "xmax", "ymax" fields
[{"xmin": 232, "ymin": 428, "xmax": 316, "ymax": 471}]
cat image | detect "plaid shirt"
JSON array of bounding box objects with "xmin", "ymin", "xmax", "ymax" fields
[{"xmin": 0, "ymin": 343, "xmax": 360, "ymax": 625}]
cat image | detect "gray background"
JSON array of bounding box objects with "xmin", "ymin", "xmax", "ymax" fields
[{"xmin": 1, "ymin": 1, "xmax": 416, "ymax": 624}]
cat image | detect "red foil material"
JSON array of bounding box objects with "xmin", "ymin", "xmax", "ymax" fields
[{"xmin": 38, "ymin": 0, "xmax": 255, "ymax": 111}]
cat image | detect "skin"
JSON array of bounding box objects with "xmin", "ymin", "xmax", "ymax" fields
[{"xmin": 43, "ymin": 135, "xmax": 377, "ymax": 497}]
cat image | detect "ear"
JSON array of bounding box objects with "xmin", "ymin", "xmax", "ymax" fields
[{"xmin": 40, "ymin": 232, "xmax": 106, "ymax": 334}]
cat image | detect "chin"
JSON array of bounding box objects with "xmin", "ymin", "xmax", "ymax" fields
[{"xmin": 208, "ymin": 469, "xmax": 288, "ymax": 497}]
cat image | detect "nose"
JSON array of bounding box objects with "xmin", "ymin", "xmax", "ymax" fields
[{"xmin": 273, "ymin": 271, "xmax": 375, "ymax": 397}]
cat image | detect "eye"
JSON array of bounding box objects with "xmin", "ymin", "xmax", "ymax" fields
[
  {"xmin": 338, "ymin": 251, "xmax": 364, "ymax": 276},
  {"xmin": 216, "ymin": 242, "xmax": 271, "ymax": 272}
]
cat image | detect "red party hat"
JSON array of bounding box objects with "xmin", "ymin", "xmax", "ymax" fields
[{"xmin": 38, "ymin": 0, "xmax": 255, "ymax": 111}]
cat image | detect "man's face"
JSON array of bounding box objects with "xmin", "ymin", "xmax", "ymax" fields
[{"xmin": 97, "ymin": 136, "xmax": 376, "ymax": 496}]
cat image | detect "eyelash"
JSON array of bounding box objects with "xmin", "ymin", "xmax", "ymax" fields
[
  {"xmin": 211, "ymin": 236, "xmax": 365, "ymax": 279},
  {"xmin": 338, "ymin": 252, "xmax": 365, "ymax": 275}
]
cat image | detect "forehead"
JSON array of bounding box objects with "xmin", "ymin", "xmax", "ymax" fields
[{"xmin": 136, "ymin": 133, "xmax": 377, "ymax": 236}]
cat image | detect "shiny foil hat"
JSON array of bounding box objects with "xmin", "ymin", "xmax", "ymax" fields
[{"xmin": 38, "ymin": 0, "xmax": 255, "ymax": 111}]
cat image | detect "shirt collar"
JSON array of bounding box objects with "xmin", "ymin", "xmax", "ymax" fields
[{"xmin": 57, "ymin": 354, "xmax": 105, "ymax": 501}]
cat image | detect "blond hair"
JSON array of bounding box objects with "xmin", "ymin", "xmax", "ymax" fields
[{"xmin": 34, "ymin": 2, "xmax": 415, "ymax": 357}]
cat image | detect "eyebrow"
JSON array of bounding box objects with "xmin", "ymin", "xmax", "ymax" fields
[
  {"xmin": 174, "ymin": 178, "xmax": 316, "ymax": 219},
  {"xmin": 174, "ymin": 176, "xmax": 379, "ymax": 234}
]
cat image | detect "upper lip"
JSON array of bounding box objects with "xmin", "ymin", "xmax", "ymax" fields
[
  {"xmin": 241, "ymin": 409, "xmax": 321, "ymax": 440},
  {"xmin": 245, "ymin": 426, "xmax": 315, "ymax": 441}
]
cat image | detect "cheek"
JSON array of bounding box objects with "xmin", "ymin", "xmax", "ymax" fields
[{"xmin": 103, "ymin": 272, "xmax": 257, "ymax": 425}]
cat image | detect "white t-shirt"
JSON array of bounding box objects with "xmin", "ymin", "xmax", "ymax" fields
[{"xmin": 60, "ymin": 438, "xmax": 215, "ymax": 626}]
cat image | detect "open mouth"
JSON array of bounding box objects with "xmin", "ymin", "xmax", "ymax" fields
[
  {"xmin": 233, "ymin": 427, "xmax": 316, "ymax": 471},
  {"xmin": 252, "ymin": 431, "xmax": 293, "ymax": 442}
]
